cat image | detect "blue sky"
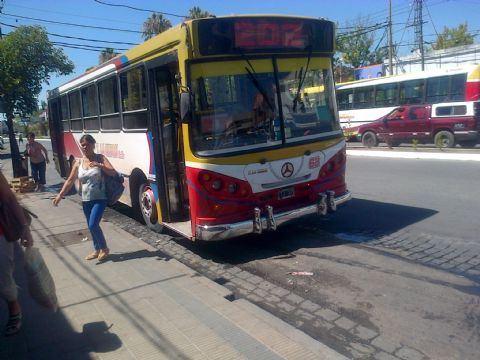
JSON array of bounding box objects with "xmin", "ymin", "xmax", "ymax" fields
[{"xmin": 1, "ymin": 0, "xmax": 479, "ymax": 105}]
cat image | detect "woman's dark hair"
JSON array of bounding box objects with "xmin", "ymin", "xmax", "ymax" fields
[
  {"xmin": 80, "ymin": 134, "xmax": 96, "ymax": 144},
  {"xmin": 28, "ymin": 132, "xmax": 35, "ymax": 139}
]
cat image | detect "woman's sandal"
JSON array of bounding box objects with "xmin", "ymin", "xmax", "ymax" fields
[
  {"xmin": 85, "ymin": 251, "xmax": 99, "ymax": 260},
  {"xmin": 5, "ymin": 312, "xmax": 22, "ymax": 336},
  {"xmin": 97, "ymin": 248, "xmax": 109, "ymax": 261}
]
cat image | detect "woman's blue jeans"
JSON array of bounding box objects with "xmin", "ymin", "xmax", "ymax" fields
[{"xmin": 82, "ymin": 200, "xmax": 107, "ymax": 251}]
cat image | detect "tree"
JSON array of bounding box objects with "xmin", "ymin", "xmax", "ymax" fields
[
  {"xmin": 142, "ymin": 13, "xmax": 172, "ymax": 41},
  {"xmin": 99, "ymin": 47, "xmax": 118, "ymax": 65},
  {"xmin": 186, "ymin": 6, "xmax": 214, "ymax": 20},
  {"xmin": 431, "ymin": 22, "xmax": 474, "ymax": 50},
  {"xmin": 0, "ymin": 25, "xmax": 74, "ymax": 176},
  {"xmin": 336, "ymin": 19, "xmax": 387, "ymax": 69}
]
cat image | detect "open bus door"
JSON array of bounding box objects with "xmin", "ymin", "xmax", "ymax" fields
[
  {"xmin": 148, "ymin": 65, "xmax": 187, "ymax": 223},
  {"xmin": 47, "ymin": 98, "xmax": 67, "ymax": 178}
]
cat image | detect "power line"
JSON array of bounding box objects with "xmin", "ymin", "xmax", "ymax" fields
[
  {"xmin": 51, "ymin": 41, "xmax": 127, "ymax": 52},
  {"xmin": 1, "ymin": 12, "xmax": 142, "ymax": 34},
  {"xmin": 0, "ymin": 21, "xmax": 138, "ymax": 46},
  {"xmin": 7, "ymin": 3, "xmax": 142, "ymax": 26},
  {"xmin": 93, "ymin": 0, "xmax": 186, "ymax": 18}
]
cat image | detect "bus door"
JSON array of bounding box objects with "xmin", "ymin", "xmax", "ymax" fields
[
  {"xmin": 150, "ymin": 66, "xmax": 186, "ymax": 222},
  {"xmin": 47, "ymin": 98, "xmax": 67, "ymax": 177}
]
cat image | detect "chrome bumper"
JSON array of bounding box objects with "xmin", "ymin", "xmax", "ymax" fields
[{"xmin": 196, "ymin": 191, "xmax": 352, "ymax": 241}]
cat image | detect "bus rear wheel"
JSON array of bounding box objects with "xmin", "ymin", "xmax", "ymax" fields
[
  {"xmin": 434, "ymin": 131, "xmax": 455, "ymax": 148},
  {"xmin": 362, "ymin": 132, "xmax": 378, "ymax": 148},
  {"xmin": 138, "ymin": 182, "xmax": 163, "ymax": 232}
]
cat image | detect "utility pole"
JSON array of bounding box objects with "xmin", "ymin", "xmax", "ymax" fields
[
  {"xmin": 414, "ymin": 0, "xmax": 425, "ymax": 71},
  {"xmin": 0, "ymin": 0, "xmax": 5, "ymax": 39},
  {"xmin": 388, "ymin": 0, "xmax": 393, "ymax": 75},
  {"xmin": 0, "ymin": 0, "xmax": 4, "ymax": 39}
]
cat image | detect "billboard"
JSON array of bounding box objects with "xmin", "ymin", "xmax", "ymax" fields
[{"xmin": 353, "ymin": 64, "xmax": 385, "ymax": 80}]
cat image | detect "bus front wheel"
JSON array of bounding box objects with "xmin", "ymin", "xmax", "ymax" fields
[
  {"xmin": 138, "ymin": 183, "xmax": 163, "ymax": 232},
  {"xmin": 362, "ymin": 132, "xmax": 378, "ymax": 148}
]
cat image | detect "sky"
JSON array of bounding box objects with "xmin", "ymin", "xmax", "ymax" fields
[{"xmin": 1, "ymin": 0, "xmax": 479, "ymax": 107}]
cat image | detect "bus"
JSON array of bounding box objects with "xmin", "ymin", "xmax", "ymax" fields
[
  {"xmin": 48, "ymin": 15, "xmax": 351, "ymax": 241},
  {"xmin": 335, "ymin": 64, "xmax": 480, "ymax": 136}
]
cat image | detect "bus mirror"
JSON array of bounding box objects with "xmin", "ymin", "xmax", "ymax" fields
[{"xmin": 180, "ymin": 92, "xmax": 193, "ymax": 123}]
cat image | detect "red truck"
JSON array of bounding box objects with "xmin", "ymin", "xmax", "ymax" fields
[{"xmin": 357, "ymin": 102, "xmax": 480, "ymax": 148}]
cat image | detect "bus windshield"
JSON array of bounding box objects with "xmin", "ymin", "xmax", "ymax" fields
[{"xmin": 191, "ymin": 57, "xmax": 340, "ymax": 156}]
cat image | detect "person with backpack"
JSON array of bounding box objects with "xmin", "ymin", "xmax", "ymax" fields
[{"xmin": 53, "ymin": 135, "xmax": 118, "ymax": 261}]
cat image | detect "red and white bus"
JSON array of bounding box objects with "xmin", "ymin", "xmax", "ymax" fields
[
  {"xmin": 335, "ymin": 64, "xmax": 480, "ymax": 136},
  {"xmin": 48, "ymin": 15, "xmax": 351, "ymax": 241}
]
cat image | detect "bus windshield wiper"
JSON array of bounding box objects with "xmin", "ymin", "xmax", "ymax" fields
[
  {"xmin": 245, "ymin": 67, "xmax": 274, "ymax": 112},
  {"xmin": 241, "ymin": 54, "xmax": 274, "ymax": 112},
  {"xmin": 292, "ymin": 45, "xmax": 313, "ymax": 113}
]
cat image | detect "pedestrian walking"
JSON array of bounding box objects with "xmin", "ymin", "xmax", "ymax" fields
[
  {"xmin": 0, "ymin": 170, "xmax": 34, "ymax": 336},
  {"xmin": 53, "ymin": 135, "xmax": 117, "ymax": 261},
  {"xmin": 25, "ymin": 133, "xmax": 49, "ymax": 192},
  {"xmin": 18, "ymin": 133, "xmax": 24, "ymax": 145}
]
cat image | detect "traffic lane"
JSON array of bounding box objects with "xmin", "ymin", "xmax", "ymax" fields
[{"xmin": 341, "ymin": 155, "xmax": 480, "ymax": 241}]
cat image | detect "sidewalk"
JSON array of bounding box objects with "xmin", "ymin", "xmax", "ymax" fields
[{"xmin": 0, "ymin": 174, "xmax": 345, "ymax": 358}]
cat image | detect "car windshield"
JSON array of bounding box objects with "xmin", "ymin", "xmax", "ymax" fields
[{"xmin": 190, "ymin": 57, "xmax": 341, "ymax": 156}]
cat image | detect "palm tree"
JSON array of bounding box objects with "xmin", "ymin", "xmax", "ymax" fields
[
  {"xmin": 186, "ymin": 6, "xmax": 213, "ymax": 20},
  {"xmin": 142, "ymin": 13, "xmax": 172, "ymax": 41},
  {"xmin": 99, "ymin": 48, "xmax": 118, "ymax": 64}
]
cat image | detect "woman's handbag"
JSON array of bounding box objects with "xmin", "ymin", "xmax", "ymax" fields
[
  {"xmin": 24, "ymin": 247, "xmax": 58, "ymax": 311},
  {"xmin": 0, "ymin": 202, "xmax": 33, "ymax": 242},
  {"xmin": 105, "ymin": 173, "xmax": 125, "ymax": 206},
  {"xmin": 97, "ymin": 154, "xmax": 125, "ymax": 206}
]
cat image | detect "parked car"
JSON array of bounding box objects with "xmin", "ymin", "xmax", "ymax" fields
[{"xmin": 357, "ymin": 102, "xmax": 480, "ymax": 148}]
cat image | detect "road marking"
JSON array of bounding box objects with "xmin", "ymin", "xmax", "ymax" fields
[{"xmin": 347, "ymin": 150, "xmax": 480, "ymax": 162}]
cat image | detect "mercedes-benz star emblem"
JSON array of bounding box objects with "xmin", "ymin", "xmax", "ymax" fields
[{"xmin": 281, "ymin": 162, "xmax": 294, "ymax": 178}]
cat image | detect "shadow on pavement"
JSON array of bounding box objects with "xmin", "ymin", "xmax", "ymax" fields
[
  {"xmin": 0, "ymin": 246, "xmax": 122, "ymax": 359},
  {"xmin": 175, "ymin": 198, "xmax": 437, "ymax": 266},
  {"xmin": 101, "ymin": 249, "xmax": 171, "ymax": 263}
]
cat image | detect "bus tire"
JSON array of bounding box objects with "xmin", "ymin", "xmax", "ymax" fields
[
  {"xmin": 362, "ymin": 132, "xmax": 378, "ymax": 148},
  {"xmin": 434, "ymin": 131, "xmax": 455, "ymax": 148},
  {"xmin": 138, "ymin": 182, "xmax": 163, "ymax": 232}
]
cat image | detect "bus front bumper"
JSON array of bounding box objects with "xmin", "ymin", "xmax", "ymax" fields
[{"xmin": 196, "ymin": 191, "xmax": 352, "ymax": 241}]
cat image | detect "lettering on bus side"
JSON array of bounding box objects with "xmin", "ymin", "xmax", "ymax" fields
[{"xmin": 96, "ymin": 143, "xmax": 125, "ymax": 159}]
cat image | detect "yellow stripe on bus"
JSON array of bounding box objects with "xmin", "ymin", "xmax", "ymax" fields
[{"xmin": 183, "ymin": 134, "xmax": 344, "ymax": 165}]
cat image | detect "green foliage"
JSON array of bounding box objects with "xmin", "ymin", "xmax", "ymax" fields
[
  {"xmin": 336, "ymin": 19, "xmax": 387, "ymax": 69},
  {"xmin": 412, "ymin": 139, "xmax": 418, "ymax": 151},
  {"xmin": 0, "ymin": 25, "xmax": 73, "ymax": 176},
  {"xmin": 0, "ymin": 25, "xmax": 74, "ymax": 117},
  {"xmin": 142, "ymin": 13, "xmax": 172, "ymax": 41},
  {"xmin": 99, "ymin": 47, "xmax": 119, "ymax": 65},
  {"xmin": 431, "ymin": 22, "xmax": 474, "ymax": 50},
  {"xmin": 186, "ymin": 6, "xmax": 214, "ymax": 20}
]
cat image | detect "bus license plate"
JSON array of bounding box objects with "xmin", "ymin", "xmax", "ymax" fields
[{"xmin": 278, "ymin": 187, "xmax": 295, "ymax": 200}]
